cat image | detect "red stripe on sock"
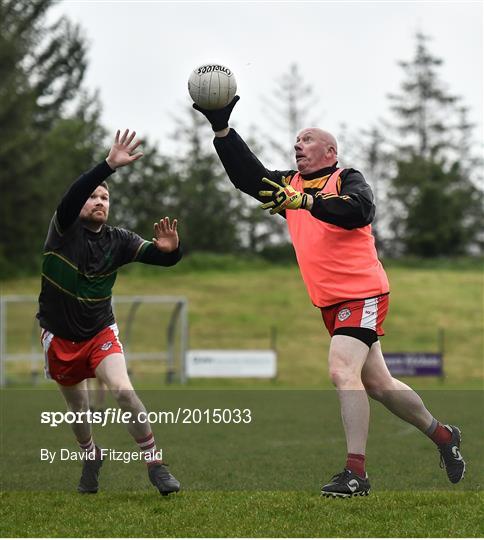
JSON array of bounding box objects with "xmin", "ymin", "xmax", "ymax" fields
[
  {"xmin": 78, "ymin": 437, "xmax": 93, "ymax": 447},
  {"xmin": 140, "ymin": 442, "xmax": 156, "ymax": 451},
  {"xmin": 136, "ymin": 433, "xmax": 154, "ymax": 444}
]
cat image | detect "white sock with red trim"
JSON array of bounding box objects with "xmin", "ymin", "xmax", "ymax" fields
[
  {"xmin": 136, "ymin": 432, "xmax": 160, "ymax": 465},
  {"xmin": 78, "ymin": 436, "xmax": 97, "ymax": 459}
]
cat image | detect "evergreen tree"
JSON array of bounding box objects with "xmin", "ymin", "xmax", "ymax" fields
[
  {"xmin": 108, "ymin": 139, "xmax": 180, "ymax": 240},
  {"xmin": 388, "ymin": 32, "xmax": 457, "ymax": 162},
  {"xmin": 0, "ymin": 0, "xmax": 100, "ymax": 276},
  {"xmin": 170, "ymin": 107, "xmax": 244, "ymax": 254},
  {"xmin": 40, "ymin": 92, "xmax": 107, "ymax": 228},
  {"xmin": 392, "ymin": 156, "xmax": 481, "ymax": 256},
  {"xmin": 386, "ymin": 32, "xmax": 482, "ymax": 256},
  {"xmin": 261, "ymin": 63, "xmax": 319, "ymax": 165}
]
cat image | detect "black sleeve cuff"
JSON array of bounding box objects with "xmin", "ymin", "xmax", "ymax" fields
[
  {"xmin": 138, "ymin": 242, "xmax": 183, "ymax": 267},
  {"xmin": 102, "ymin": 160, "xmax": 116, "ymax": 175}
]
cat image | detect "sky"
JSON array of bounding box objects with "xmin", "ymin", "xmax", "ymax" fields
[{"xmin": 50, "ymin": 1, "xmax": 483, "ymax": 162}]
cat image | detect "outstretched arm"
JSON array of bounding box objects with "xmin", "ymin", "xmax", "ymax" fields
[
  {"xmin": 136, "ymin": 217, "xmax": 182, "ymax": 267},
  {"xmin": 192, "ymin": 97, "xmax": 293, "ymax": 204},
  {"xmin": 55, "ymin": 129, "xmax": 143, "ymax": 233}
]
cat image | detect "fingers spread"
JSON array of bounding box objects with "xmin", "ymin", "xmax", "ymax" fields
[
  {"xmin": 120, "ymin": 129, "xmax": 129, "ymax": 144},
  {"xmin": 154, "ymin": 218, "xmax": 177, "ymax": 238},
  {"xmin": 261, "ymin": 177, "xmax": 281, "ymax": 189},
  {"xmin": 260, "ymin": 201, "xmax": 275, "ymax": 210},
  {"xmin": 166, "ymin": 217, "xmax": 175, "ymax": 232},
  {"xmin": 128, "ymin": 139, "xmax": 143, "ymax": 153},
  {"xmin": 126, "ymin": 131, "xmax": 136, "ymax": 146},
  {"xmin": 270, "ymin": 203, "xmax": 286, "ymax": 215}
]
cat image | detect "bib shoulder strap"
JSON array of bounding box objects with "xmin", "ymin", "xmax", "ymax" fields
[
  {"xmin": 323, "ymin": 168, "xmax": 345, "ymax": 194},
  {"xmin": 290, "ymin": 172, "xmax": 302, "ymax": 189}
]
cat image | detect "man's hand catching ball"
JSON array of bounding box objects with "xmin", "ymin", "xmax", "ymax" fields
[
  {"xmin": 153, "ymin": 217, "xmax": 179, "ymax": 253},
  {"xmin": 259, "ymin": 176, "xmax": 312, "ymax": 215},
  {"xmin": 192, "ymin": 95, "xmax": 240, "ymax": 132}
]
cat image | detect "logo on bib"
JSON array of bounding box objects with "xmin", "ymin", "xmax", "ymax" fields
[
  {"xmin": 337, "ymin": 308, "xmax": 351, "ymax": 322},
  {"xmin": 100, "ymin": 341, "xmax": 113, "ymax": 351}
]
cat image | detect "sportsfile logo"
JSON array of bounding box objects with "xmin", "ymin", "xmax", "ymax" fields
[{"xmin": 40, "ymin": 407, "xmax": 253, "ymax": 427}]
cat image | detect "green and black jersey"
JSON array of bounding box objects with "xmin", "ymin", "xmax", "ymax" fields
[{"xmin": 37, "ymin": 160, "xmax": 182, "ymax": 342}]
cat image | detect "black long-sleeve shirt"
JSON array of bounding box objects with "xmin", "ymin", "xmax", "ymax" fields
[
  {"xmin": 37, "ymin": 161, "xmax": 182, "ymax": 341},
  {"xmin": 214, "ymin": 129, "xmax": 375, "ymax": 230}
]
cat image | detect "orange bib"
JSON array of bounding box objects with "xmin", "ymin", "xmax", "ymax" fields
[{"xmin": 285, "ymin": 169, "xmax": 389, "ymax": 307}]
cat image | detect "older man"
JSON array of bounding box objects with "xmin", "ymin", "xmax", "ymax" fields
[
  {"xmin": 193, "ymin": 97, "xmax": 465, "ymax": 497},
  {"xmin": 37, "ymin": 130, "xmax": 181, "ymax": 496}
]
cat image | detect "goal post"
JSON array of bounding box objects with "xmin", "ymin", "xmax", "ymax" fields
[{"xmin": 0, "ymin": 295, "xmax": 188, "ymax": 387}]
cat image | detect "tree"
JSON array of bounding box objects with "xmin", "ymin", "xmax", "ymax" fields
[
  {"xmin": 237, "ymin": 128, "xmax": 288, "ymax": 254},
  {"xmin": 386, "ymin": 32, "xmax": 482, "ymax": 256},
  {"xmin": 251, "ymin": 64, "xmax": 322, "ymax": 254},
  {"xmin": 388, "ymin": 32, "xmax": 458, "ymax": 162},
  {"xmin": 356, "ymin": 126, "xmax": 394, "ymax": 253},
  {"xmin": 169, "ymin": 107, "xmax": 245, "ymax": 254},
  {"xmin": 261, "ymin": 63, "xmax": 320, "ymax": 165},
  {"xmin": 108, "ymin": 138, "xmax": 180, "ymax": 239},
  {"xmin": 0, "ymin": 0, "xmax": 99, "ymax": 276},
  {"xmin": 39, "ymin": 92, "xmax": 107, "ymax": 229},
  {"xmin": 391, "ymin": 156, "xmax": 481, "ymax": 256},
  {"xmin": 0, "ymin": 0, "xmax": 87, "ymax": 129}
]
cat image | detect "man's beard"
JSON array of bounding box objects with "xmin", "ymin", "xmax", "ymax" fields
[{"xmin": 80, "ymin": 209, "xmax": 108, "ymax": 227}]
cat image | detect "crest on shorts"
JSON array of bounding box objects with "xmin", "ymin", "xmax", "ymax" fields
[
  {"xmin": 100, "ymin": 341, "xmax": 113, "ymax": 351},
  {"xmin": 337, "ymin": 308, "xmax": 351, "ymax": 322}
]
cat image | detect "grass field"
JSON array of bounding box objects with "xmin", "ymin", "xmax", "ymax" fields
[
  {"xmin": 2, "ymin": 491, "xmax": 483, "ymax": 537},
  {"xmin": 1, "ymin": 257, "xmax": 482, "ymax": 537},
  {"xmin": 1, "ymin": 387, "xmax": 483, "ymax": 537},
  {"xmin": 2, "ymin": 256, "xmax": 483, "ymax": 387}
]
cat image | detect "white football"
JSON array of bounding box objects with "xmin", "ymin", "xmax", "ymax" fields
[{"xmin": 188, "ymin": 64, "xmax": 237, "ymax": 110}]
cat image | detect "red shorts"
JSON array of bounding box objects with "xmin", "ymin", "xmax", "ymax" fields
[
  {"xmin": 41, "ymin": 324, "xmax": 123, "ymax": 386},
  {"xmin": 321, "ymin": 294, "xmax": 389, "ymax": 337}
]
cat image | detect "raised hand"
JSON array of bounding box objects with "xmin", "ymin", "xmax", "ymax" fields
[
  {"xmin": 152, "ymin": 217, "xmax": 179, "ymax": 253},
  {"xmin": 106, "ymin": 129, "xmax": 144, "ymax": 170},
  {"xmin": 259, "ymin": 176, "xmax": 311, "ymax": 215},
  {"xmin": 192, "ymin": 95, "xmax": 240, "ymax": 132}
]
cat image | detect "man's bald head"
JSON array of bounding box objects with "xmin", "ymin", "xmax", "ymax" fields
[
  {"xmin": 294, "ymin": 128, "xmax": 338, "ymax": 174},
  {"xmin": 310, "ymin": 128, "xmax": 338, "ymax": 153}
]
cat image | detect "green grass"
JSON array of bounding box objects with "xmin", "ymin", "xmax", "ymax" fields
[
  {"xmin": 1, "ymin": 257, "xmax": 483, "ymax": 537},
  {"xmin": 1, "ymin": 491, "xmax": 483, "ymax": 537},
  {"xmin": 2, "ymin": 256, "xmax": 482, "ymax": 387},
  {"xmin": 1, "ymin": 387, "xmax": 483, "ymax": 537}
]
